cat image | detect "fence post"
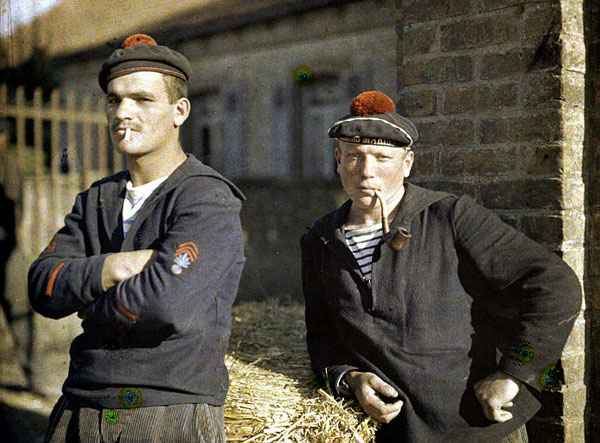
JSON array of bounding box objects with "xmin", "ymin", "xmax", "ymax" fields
[
  {"xmin": 15, "ymin": 86, "xmax": 26, "ymax": 200},
  {"xmin": 49, "ymin": 89, "xmax": 61, "ymax": 231},
  {"xmin": 82, "ymin": 95, "xmax": 91, "ymax": 189},
  {"xmin": 32, "ymin": 87, "xmax": 44, "ymax": 254},
  {"xmin": 65, "ymin": 91, "xmax": 76, "ymax": 182},
  {"xmin": 1, "ymin": 85, "xmax": 111, "ymax": 251},
  {"xmin": 98, "ymin": 97, "xmax": 108, "ymax": 174},
  {"xmin": 0, "ymin": 84, "xmax": 7, "ymax": 186},
  {"xmin": 33, "ymin": 88, "xmax": 44, "ymax": 177},
  {"xmin": 14, "ymin": 86, "xmax": 27, "ymax": 241},
  {"xmin": 0, "ymin": 129, "xmax": 6, "ymax": 186}
]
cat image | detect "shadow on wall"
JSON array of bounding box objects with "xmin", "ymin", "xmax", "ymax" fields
[{"xmin": 237, "ymin": 180, "xmax": 345, "ymax": 303}]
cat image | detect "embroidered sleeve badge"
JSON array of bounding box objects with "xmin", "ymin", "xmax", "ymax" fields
[
  {"xmin": 105, "ymin": 410, "xmax": 119, "ymax": 424},
  {"xmin": 118, "ymin": 387, "xmax": 142, "ymax": 408},
  {"xmin": 511, "ymin": 342, "xmax": 534, "ymax": 365},
  {"xmin": 171, "ymin": 242, "xmax": 198, "ymax": 275},
  {"xmin": 540, "ymin": 364, "xmax": 561, "ymax": 390}
]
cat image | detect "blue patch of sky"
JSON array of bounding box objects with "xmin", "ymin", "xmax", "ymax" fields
[{"xmin": 1, "ymin": 0, "xmax": 61, "ymax": 37}]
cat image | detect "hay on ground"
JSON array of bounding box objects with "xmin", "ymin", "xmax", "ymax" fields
[{"xmin": 224, "ymin": 299, "xmax": 379, "ymax": 442}]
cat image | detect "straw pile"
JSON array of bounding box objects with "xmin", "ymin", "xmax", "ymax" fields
[{"xmin": 224, "ymin": 299, "xmax": 379, "ymax": 442}]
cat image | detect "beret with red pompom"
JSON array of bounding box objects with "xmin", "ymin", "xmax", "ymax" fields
[
  {"xmin": 328, "ymin": 91, "xmax": 418, "ymax": 148},
  {"xmin": 98, "ymin": 34, "xmax": 192, "ymax": 93}
]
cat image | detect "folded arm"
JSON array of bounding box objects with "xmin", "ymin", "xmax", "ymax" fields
[
  {"xmin": 28, "ymin": 191, "xmax": 110, "ymax": 319},
  {"xmin": 453, "ymin": 196, "xmax": 582, "ymax": 398},
  {"xmin": 101, "ymin": 249, "xmax": 157, "ymax": 291},
  {"xmin": 80, "ymin": 177, "xmax": 244, "ymax": 333}
]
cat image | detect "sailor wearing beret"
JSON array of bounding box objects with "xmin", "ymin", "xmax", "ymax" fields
[
  {"xmin": 30, "ymin": 34, "xmax": 245, "ymax": 442},
  {"xmin": 301, "ymin": 91, "xmax": 581, "ymax": 442}
]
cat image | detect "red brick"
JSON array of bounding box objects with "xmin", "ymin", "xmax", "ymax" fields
[
  {"xmin": 477, "ymin": 83, "xmax": 519, "ymax": 110},
  {"xmin": 589, "ymin": 276, "xmax": 600, "ymax": 310},
  {"xmin": 524, "ymin": 5, "xmax": 561, "ymax": 39},
  {"xmin": 512, "ymin": 113, "xmax": 562, "ymax": 142},
  {"xmin": 443, "ymin": 83, "xmax": 517, "ymax": 114},
  {"xmin": 590, "ymin": 177, "xmax": 600, "ymax": 207},
  {"xmin": 521, "ymin": 73, "xmax": 562, "ymax": 108},
  {"xmin": 402, "ymin": 0, "xmax": 471, "ymax": 24},
  {"xmin": 480, "ymin": 46, "xmax": 558, "ymax": 80},
  {"xmin": 404, "ymin": 25, "xmax": 436, "ymax": 55},
  {"xmin": 480, "ymin": 49, "xmax": 531, "ymax": 79},
  {"xmin": 478, "ymin": 178, "xmax": 562, "ymax": 210},
  {"xmin": 442, "ymin": 86, "xmax": 477, "ymax": 114},
  {"xmin": 410, "ymin": 150, "xmax": 436, "ymax": 177},
  {"xmin": 594, "ymin": 212, "xmax": 600, "ymax": 245},
  {"xmin": 409, "ymin": 179, "xmax": 481, "ymax": 201},
  {"xmin": 479, "ymin": 0, "xmax": 525, "ymax": 11},
  {"xmin": 590, "ymin": 248, "xmax": 600, "ymax": 277},
  {"xmin": 439, "ymin": 150, "xmax": 468, "ymax": 176},
  {"xmin": 521, "ymin": 145, "xmax": 561, "ymax": 176},
  {"xmin": 481, "ymin": 118, "xmax": 509, "ymax": 144},
  {"xmin": 403, "ymin": 56, "xmax": 473, "ymax": 86},
  {"xmin": 441, "ymin": 16, "xmax": 519, "ymax": 51},
  {"xmin": 590, "ymin": 181, "xmax": 600, "ymax": 208},
  {"xmin": 480, "ymin": 113, "xmax": 561, "ymax": 144},
  {"xmin": 490, "ymin": 148, "xmax": 517, "ymax": 174},
  {"xmin": 397, "ymin": 89, "xmax": 437, "ymax": 117},
  {"xmin": 396, "ymin": 27, "xmax": 404, "ymax": 65},
  {"xmin": 416, "ymin": 118, "xmax": 474, "ymax": 147},
  {"xmin": 440, "ymin": 148, "xmax": 516, "ymax": 176}
]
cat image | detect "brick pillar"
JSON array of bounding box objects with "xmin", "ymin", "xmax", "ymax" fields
[
  {"xmin": 396, "ymin": 1, "xmax": 586, "ymax": 441},
  {"xmin": 584, "ymin": 0, "xmax": 600, "ymax": 440}
]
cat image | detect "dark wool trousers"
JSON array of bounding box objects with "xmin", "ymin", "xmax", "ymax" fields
[
  {"xmin": 500, "ymin": 425, "xmax": 529, "ymax": 443},
  {"xmin": 376, "ymin": 423, "xmax": 528, "ymax": 443},
  {"xmin": 45, "ymin": 396, "xmax": 225, "ymax": 442}
]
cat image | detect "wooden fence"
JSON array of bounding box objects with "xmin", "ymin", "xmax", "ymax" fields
[{"xmin": 0, "ymin": 84, "xmax": 123, "ymax": 256}]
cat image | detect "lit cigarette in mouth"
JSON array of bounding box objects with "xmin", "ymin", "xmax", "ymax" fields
[{"xmin": 124, "ymin": 128, "xmax": 131, "ymax": 142}]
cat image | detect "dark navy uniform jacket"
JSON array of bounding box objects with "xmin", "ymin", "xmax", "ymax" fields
[
  {"xmin": 29, "ymin": 155, "xmax": 245, "ymax": 408},
  {"xmin": 301, "ymin": 183, "xmax": 581, "ymax": 442}
]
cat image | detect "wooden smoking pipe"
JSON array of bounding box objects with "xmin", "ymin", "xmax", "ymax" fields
[{"xmin": 375, "ymin": 190, "xmax": 412, "ymax": 251}]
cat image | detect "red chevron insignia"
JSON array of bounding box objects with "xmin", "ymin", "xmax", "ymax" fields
[
  {"xmin": 42, "ymin": 234, "xmax": 61, "ymax": 254},
  {"xmin": 174, "ymin": 242, "xmax": 199, "ymax": 262}
]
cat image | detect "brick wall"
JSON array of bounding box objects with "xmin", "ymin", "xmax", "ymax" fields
[{"xmin": 396, "ymin": 0, "xmax": 586, "ymax": 441}]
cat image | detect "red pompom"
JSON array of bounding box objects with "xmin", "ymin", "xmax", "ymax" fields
[
  {"xmin": 123, "ymin": 34, "xmax": 157, "ymax": 48},
  {"xmin": 350, "ymin": 91, "xmax": 395, "ymax": 116}
]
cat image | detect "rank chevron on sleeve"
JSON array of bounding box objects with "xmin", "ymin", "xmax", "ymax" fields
[{"xmin": 174, "ymin": 242, "xmax": 198, "ymax": 262}]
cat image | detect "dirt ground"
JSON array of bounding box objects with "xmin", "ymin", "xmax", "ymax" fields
[{"xmin": 0, "ymin": 310, "xmax": 62, "ymax": 443}]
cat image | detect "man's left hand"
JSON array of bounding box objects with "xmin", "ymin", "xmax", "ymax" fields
[{"xmin": 474, "ymin": 371, "xmax": 520, "ymax": 423}]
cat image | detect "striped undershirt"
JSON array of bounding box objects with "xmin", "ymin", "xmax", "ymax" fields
[{"xmin": 344, "ymin": 223, "xmax": 384, "ymax": 281}]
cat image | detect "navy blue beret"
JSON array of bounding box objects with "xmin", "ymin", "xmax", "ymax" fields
[
  {"xmin": 98, "ymin": 34, "xmax": 192, "ymax": 93},
  {"xmin": 328, "ymin": 91, "xmax": 419, "ymax": 148}
]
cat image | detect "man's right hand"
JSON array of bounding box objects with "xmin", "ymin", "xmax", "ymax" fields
[
  {"xmin": 345, "ymin": 371, "xmax": 403, "ymax": 423},
  {"xmin": 101, "ymin": 249, "xmax": 157, "ymax": 290}
]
